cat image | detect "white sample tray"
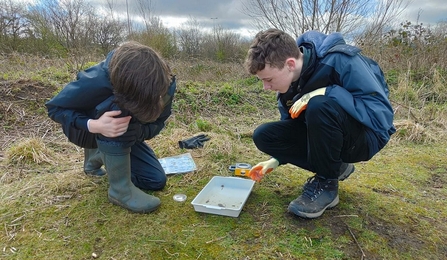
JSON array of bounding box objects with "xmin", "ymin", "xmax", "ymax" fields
[{"xmin": 191, "ymin": 176, "xmax": 255, "ymax": 217}]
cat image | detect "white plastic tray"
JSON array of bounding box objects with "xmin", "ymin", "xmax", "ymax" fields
[{"xmin": 191, "ymin": 176, "xmax": 255, "ymax": 217}]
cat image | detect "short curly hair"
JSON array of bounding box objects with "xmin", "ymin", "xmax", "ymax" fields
[{"xmin": 245, "ymin": 28, "xmax": 301, "ymax": 75}]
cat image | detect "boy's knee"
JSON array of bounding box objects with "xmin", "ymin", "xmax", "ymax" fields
[
  {"xmin": 306, "ymin": 96, "xmax": 339, "ymax": 123},
  {"xmin": 253, "ymin": 123, "xmax": 276, "ymax": 153},
  {"xmin": 147, "ymin": 177, "xmax": 167, "ymax": 191},
  {"xmin": 307, "ymin": 95, "xmax": 330, "ymax": 112},
  {"xmin": 253, "ymin": 123, "xmax": 269, "ymax": 145},
  {"xmin": 132, "ymin": 173, "xmax": 167, "ymax": 191}
]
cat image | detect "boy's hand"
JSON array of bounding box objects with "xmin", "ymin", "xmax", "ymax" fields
[
  {"xmin": 289, "ymin": 88, "xmax": 326, "ymax": 119},
  {"xmin": 248, "ymin": 158, "xmax": 279, "ymax": 182},
  {"xmin": 89, "ymin": 110, "xmax": 131, "ymax": 137}
]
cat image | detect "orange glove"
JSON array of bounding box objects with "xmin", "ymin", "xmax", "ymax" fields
[
  {"xmin": 248, "ymin": 158, "xmax": 279, "ymax": 182},
  {"xmin": 289, "ymin": 88, "xmax": 326, "ymax": 119}
]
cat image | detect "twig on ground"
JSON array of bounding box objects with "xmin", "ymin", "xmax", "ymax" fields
[
  {"xmin": 10, "ymin": 215, "xmax": 25, "ymax": 224},
  {"xmin": 346, "ymin": 223, "xmax": 366, "ymax": 260},
  {"xmin": 164, "ymin": 248, "xmax": 179, "ymax": 257},
  {"xmin": 205, "ymin": 235, "xmax": 227, "ymax": 244}
]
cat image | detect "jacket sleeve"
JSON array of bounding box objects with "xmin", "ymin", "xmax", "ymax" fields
[
  {"xmin": 45, "ymin": 54, "xmax": 114, "ymax": 132},
  {"xmin": 325, "ymin": 54, "xmax": 395, "ymax": 136},
  {"xmin": 96, "ymin": 94, "xmax": 172, "ymax": 147}
]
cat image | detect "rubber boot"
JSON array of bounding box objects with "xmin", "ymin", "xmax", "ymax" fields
[
  {"xmin": 84, "ymin": 148, "xmax": 106, "ymax": 176},
  {"xmin": 99, "ymin": 145, "xmax": 161, "ymax": 213}
]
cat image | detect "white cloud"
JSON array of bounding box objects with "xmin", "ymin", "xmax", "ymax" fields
[
  {"xmin": 160, "ymin": 16, "xmax": 189, "ymax": 28},
  {"xmin": 401, "ymin": 0, "xmax": 447, "ymax": 25}
]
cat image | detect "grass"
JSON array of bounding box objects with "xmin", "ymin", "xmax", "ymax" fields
[
  {"xmin": 1, "ymin": 54, "xmax": 447, "ymax": 259},
  {"xmin": 2, "ymin": 142, "xmax": 446, "ymax": 259}
]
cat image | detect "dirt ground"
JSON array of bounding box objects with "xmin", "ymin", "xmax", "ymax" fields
[
  {"xmin": 0, "ymin": 79, "xmax": 62, "ymax": 156},
  {"xmin": 1, "ymin": 79, "xmax": 439, "ymax": 259}
]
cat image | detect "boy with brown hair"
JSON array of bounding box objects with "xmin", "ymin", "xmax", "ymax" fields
[
  {"xmin": 245, "ymin": 29, "xmax": 395, "ymax": 218},
  {"xmin": 46, "ymin": 42, "xmax": 176, "ymax": 213}
]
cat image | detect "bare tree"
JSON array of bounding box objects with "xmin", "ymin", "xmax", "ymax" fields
[
  {"xmin": 242, "ymin": 0, "xmax": 406, "ymax": 38},
  {"xmin": 202, "ymin": 25, "xmax": 243, "ymax": 61},
  {"xmin": 135, "ymin": 0, "xmax": 154, "ymax": 32},
  {"xmin": 0, "ymin": 0, "xmax": 28, "ymax": 51},
  {"xmin": 93, "ymin": 0, "xmax": 126, "ymax": 55},
  {"xmin": 28, "ymin": 0, "xmax": 96, "ymax": 51},
  {"xmin": 355, "ymin": 0, "xmax": 408, "ymax": 45},
  {"xmin": 28, "ymin": 0, "xmax": 99, "ymax": 68},
  {"xmin": 92, "ymin": 16, "xmax": 126, "ymax": 56},
  {"xmin": 176, "ymin": 17, "xmax": 204, "ymax": 58},
  {"xmin": 433, "ymin": 21, "xmax": 447, "ymax": 39}
]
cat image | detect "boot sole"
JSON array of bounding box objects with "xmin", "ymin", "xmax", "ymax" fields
[
  {"xmin": 108, "ymin": 196, "xmax": 161, "ymax": 214},
  {"xmin": 288, "ymin": 195, "xmax": 339, "ymax": 219},
  {"xmin": 339, "ymin": 164, "xmax": 355, "ymax": 181},
  {"xmin": 84, "ymin": 168, "xmax": 107, "ymax": 177}
]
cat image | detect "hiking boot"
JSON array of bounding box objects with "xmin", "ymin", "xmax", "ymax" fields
[
  {"xmin": 288, "ymin": 176, "xmax": 339, "ymax": 218},
  {"xmin": 338, "ymin": 163, "xmax": 354, "ymax": 181}
]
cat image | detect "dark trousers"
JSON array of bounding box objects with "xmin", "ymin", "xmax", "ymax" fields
[
  {"xmin": 130, "ymin": 141, "xmax": 167, "ymax": 191},
  {"xmin": 253, "ymin": 96, "xmax": 373, "ymax": 179}
]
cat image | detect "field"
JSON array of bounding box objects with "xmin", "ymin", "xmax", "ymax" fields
[{"xmin": 1, "ymin": 54, "xmax": 447, "ymax": 259}]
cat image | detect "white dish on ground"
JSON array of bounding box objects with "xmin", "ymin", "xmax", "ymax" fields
[{"xmin": 191, "ymin": 176, "xmax": 255, "ymax": 217}]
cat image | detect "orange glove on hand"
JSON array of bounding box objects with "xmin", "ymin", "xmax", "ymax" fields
[
  {"xmin": 248, "ymin": 158, "xmax": 279, "ymax": 182},
  {"xmin": 289, "ymin": 87, "xmax": 326, "ymax": 119}
]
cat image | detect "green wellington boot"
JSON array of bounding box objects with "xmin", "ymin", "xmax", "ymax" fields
[
  {"xmin": 99, "ymin": 145, "xmax": 160, "ymax": 213},
  {"xmin": 84, "ymin": 148, "xmax": 107, "ymax": 176}
]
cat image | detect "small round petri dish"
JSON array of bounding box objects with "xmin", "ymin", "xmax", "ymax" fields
[{"xmin": 173, "ymin": 194, "xmax": 187, "ymax": 202}]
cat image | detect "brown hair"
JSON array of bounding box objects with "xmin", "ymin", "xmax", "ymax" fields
[
  {"xmin": 245, "ymin": 28, "xmax": 301, "ymax": 75},
  {"xmin": 109, "ymin": 41, "xmax": 171, "ymax": 123}
]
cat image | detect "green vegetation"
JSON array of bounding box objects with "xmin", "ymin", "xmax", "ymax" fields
[{"xmin": 1, "ymin": 50, "xmax": 447, "ymax": 259}]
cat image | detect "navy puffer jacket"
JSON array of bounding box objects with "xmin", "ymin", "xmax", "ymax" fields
[
  {"xmin": 46, "ymin": 51, "xmax": 176, "ymax": 148},
  {"xmin": 278, "ymin": 30, "xmax": 395, "ymax": 155}
]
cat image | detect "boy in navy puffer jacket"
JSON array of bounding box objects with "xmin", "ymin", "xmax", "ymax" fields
[
  {"xmin": 46, "ymin": 42, "xmax": 176, "ymax": 213},
  {"xmin": 244, "ymin": 28, "xmax": 394, "ymax": 219}
]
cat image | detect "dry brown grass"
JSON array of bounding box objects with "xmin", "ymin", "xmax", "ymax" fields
[
  {"xmin": 6, "ymin": 138, "xmax": 55, "ymax": 165},
  {"xmin": 1, "ymin": 53, "xmax": 447, "ymax": 259},
  {"xmin": 389, "ymin": 64, "xmax": 447, "ymax": 143},
  {"xmin": 362, "ymin": 39, "xmax": 447, "ymax": 74},
  {"xmin": 168, "ymin": 58, "xmax": 250, "ymax": 83}
]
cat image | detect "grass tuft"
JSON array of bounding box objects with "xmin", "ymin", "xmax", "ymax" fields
[{"xmin": 6, "ymin": 138, "xmax": 55, "ymax": 165}]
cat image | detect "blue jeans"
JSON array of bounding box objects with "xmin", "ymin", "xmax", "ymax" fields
[
  {"xmin": 253, "ymin": 96, "xmax": 376, "ymax": 179},
  {"xmin": 130, "ymin": 141, "xmax": 166, "ymax": 191}
]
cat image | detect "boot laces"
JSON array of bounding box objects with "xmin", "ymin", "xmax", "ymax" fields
[{"xmin": 303, "ymin": 176, "xmax": 324, "ymax": 201}]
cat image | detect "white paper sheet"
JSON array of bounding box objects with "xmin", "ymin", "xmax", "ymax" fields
[{"xmin": 158, "ymin": 152, "xmax": 197, "ymax": 175}]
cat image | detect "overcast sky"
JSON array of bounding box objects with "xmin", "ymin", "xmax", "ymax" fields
[
  {"xmin": 19, "ymin": 0, "xmax": 447, "ymax": 38},
  {"xmin": 401, "ymin": 0, "xmax": 447, "ymax": 25},
  {"xmin": 142, "ymin": 0, "xmax": 447, "ymax": 39},
  {"xmin": 137, "ymin": 0, "xmax": 255, "ymax": 37}
]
